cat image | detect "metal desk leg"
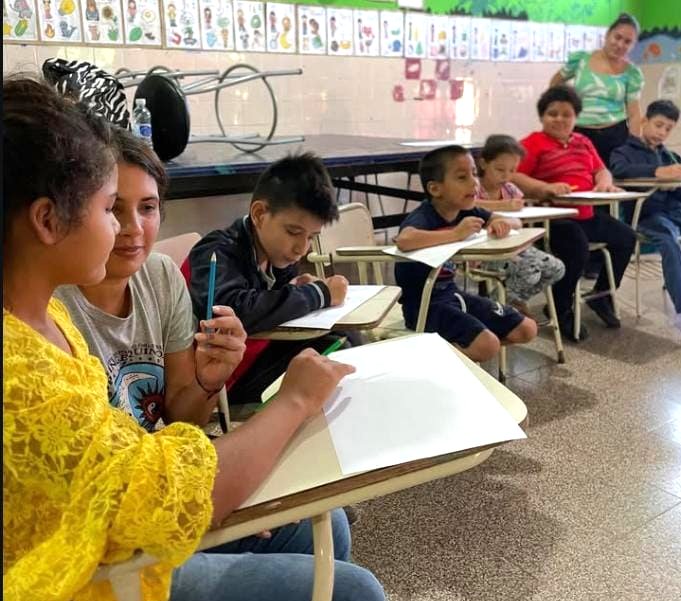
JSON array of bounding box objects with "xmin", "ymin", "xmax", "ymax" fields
[
  {"xmin": 544, "ymin": 284, "xmax": 565, "ymax": 363},
  {"xmin": 311, "ymin": 511, "xmax": 335, "ymax": 601}
]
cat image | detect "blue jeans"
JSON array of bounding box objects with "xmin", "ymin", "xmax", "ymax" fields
[
  {"xmin": 639, "ymin": 203, "xmax": 681, "ymax": 313},
  {"xmin": 170, "ymin": 509, "xmax": 385, "ymax": 601}
]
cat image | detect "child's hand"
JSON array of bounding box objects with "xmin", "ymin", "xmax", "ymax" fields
[
  {"xmin": 324, "ymin": 275, "xmax": 348, "ymax": 306},
  {"xmin": 504, "ymin": 198, "xmax": 525, "ymax": 211},
  {"xmin": 655, "ymin": 164, "xmax": 681, "ymax": 179},
  {"xmin": 543, "ymin": 182, "xmax": 573, "ymax": 198},
  {"xmin": 194, "ymin": 306, "xmax": 247, "ymax": 392},
  {"xmin": 290, "ymin": 273, "xmax": 319, "ymax": 286},
  {"xmin": 592, "ymin": 182, "xmax": 623, "ymax": 193},
  {"xmin": 488, "ymin": 219, "xmax": 512, "ymax": 238},
  {"xmin": 277, "ymin": 348, "xmax": 356, "ymax": 419},
  {"xmin": 453, "ymin": 216, "xmax": 485, "ymax": 240}
]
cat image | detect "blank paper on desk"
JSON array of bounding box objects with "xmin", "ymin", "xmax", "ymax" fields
[{"xmin": 324, "ymin": 333, "xmax": 526, "ymax": 475}]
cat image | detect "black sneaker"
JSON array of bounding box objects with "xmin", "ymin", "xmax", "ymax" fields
[{"xmin": 586, "ymin": 296, "xmax": 621, "ymax": 329}]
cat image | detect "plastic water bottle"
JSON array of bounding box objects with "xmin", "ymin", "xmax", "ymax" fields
[{"xmin": 132, "ymin": 98, "xmax": 153, "ymax": 147}]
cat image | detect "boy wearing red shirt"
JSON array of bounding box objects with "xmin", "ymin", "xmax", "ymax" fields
[{"xmin": 512, "ymin": 85, "xmax": 636, "ymax": 341}]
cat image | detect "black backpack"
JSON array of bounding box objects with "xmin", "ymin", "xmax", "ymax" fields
[{"xmin": 42, "ymin": 58, "xmax": 130, "ymax": 129}]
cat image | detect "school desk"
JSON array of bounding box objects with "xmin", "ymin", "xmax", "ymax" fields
[
  {"xmin": 494, "ymin": 206, "xmax": 579, "ymax": 247},
  {"xmin": 163, "ymin": 134, "xmax": 482, "ymax": 230},
  {"xmin": 553, "ymin": 190, "xmax": 650, "ymax": 219},
  {"xmin": 92, "ymin": 341, "xmax": 528, "ymax": 601},
  {"xmin": 250, "ymin": 285, "xmax": 402, "ymax": 341}
]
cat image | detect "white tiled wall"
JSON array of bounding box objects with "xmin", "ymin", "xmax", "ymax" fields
[{"xmin": 4, "ymin": 43, "xmax": 680, "ymax": 239}]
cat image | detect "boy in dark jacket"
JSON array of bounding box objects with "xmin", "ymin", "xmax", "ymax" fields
[
  {"xmin": 610, "ymin": 99, "xmax": 681, "ymax": 322},
  {"xmin": 187, "ymin": 152, "xmax": 349, "ymax": 404}
]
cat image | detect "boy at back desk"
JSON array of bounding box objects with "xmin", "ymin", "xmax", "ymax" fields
[
  {"xmin": 610, "ymin": 99, "xmax": 681, "ymax": 326},
  {"xmin": 394, "ymin": 145, "xmax": 538, "ymax": 362},
  {"xmin": 187, "ymin": 153, "xmax": 349, "ymax": 404}
]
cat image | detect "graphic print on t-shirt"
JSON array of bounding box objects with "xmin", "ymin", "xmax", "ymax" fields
[{"xmin": 105, "ymin": 343, "xmax": 165, "ymax": 431}]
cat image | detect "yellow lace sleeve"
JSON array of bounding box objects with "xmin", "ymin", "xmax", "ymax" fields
[{"xmin": 3, "ymin": 301, "xmax": 217, "ymax": 601}]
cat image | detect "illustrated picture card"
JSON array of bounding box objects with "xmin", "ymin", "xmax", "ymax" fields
[
  {"xmin": 404, "ymin": 10, "xmax": 426, "ymax": 58},
  {"xmin": 83, "ymin": 0, "xmax": 124, "ymax": 44},
  {"xmin": 354, "ymin": 9, "xmax": 378, "ymax": 56},
  {"xmin": 162, "ymin": 0, "xmax": 200, "ymax": 48},
  {"xmin": 470, "ymin": 17, "xmax": 491, "ymax": 60},
  {"xmin": 3, "ymin": 0, "xmax": 38, "ymax": 41},
  {"xmin": 427, "ymin": 14, "xmax": 448, "ymax": 59},
  {"xmin": 510, "ymin": 20, "xmax": 531, "ymax": 61},
  {"xmin": 298, "ymin": 4, "xmax": 325, "ymax": 55},
  {"xmin": 123, "ymin": 0, "xmax": 162, "ymax": 46},
  {"xmin": 266, "ymin": 2, "xmax": 295, "ymax": 53},
  {"xmin": 38, "ymin": 0, "xmax": 82, "ymax": 42},
  {"xmin": 530, "ymin": 21, "xmax": 546, "ymax": 62},
  {"xmin": 490, "ymin": 19, "xmax": 511, "ymax": 61},
  {"xmin": 547, "ymin": 22, "xmax": 565, "ymax": 62},
  {"xmin": 449, "ymin": 15, "xmax": 470, "ymax": 60},
  {"xmin": 233, "ymin": 0, "xmax": 265, "ymax": 52},
  {"xmin": 326, "ymin": 7, "xmax": 352, "ymax": 56},
  {"xmin": 199, "ymin": 0, "xmax": 234, "ymax": 50},
  {"xmin": 379, "ymin": 10, "xmax": 403, "ymax": 58},
  {"xmin": 565, "ymin": 24, "xmax": 584, "ymax": 55}
]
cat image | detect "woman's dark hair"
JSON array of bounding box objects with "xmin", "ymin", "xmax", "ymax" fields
[
  {"xmin": 3, "ymin": 75, "xmax": 115, "ymax": 235},
  {"xmin": 111, "ymin": 126, "xmax": 168, "ymax": 200},
  {"xmin": 607, "ymin": 13, "xmax": 640, "ymax": 36},
  {"xmin": 537, "ymin": 85, "xmax": 583, "ymax": 117},
  {"xmin": 251, "ymin": 152, "xmax": 338, "ymax": 224},
  {"xmin": 418, "ymin": 145, "xmax": 470, "ymax": 198},
  {"xmin": 646, "ymin": 99, "xmax": 680, "ymax": 123},
  {"xmin": 480, "ymin": 135, "xmax": 526, "ymax": 162}
]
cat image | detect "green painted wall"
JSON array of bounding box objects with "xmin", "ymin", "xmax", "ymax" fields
[{"xmin": 638, "ymin": 2, "xmax": 681, "ymax": 31}]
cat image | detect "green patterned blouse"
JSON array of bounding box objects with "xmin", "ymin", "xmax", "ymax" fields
[{"xmin": 560, "ymin": 51, "xmax": 644, "ymax": 127}]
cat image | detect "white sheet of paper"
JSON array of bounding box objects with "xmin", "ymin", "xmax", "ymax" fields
[
  {"xmin": 384, "ymin": 229, "xmax": 519, "ymax": 268},
  {"xmin": 278, "ymin": 285, "xmax": 384, "ymax": 329},
  {"xmin": 399, "ymin": 140, "xmax": 466, "ymax": 147},
  {"xmin": 495, "ymin": 207, "xmax": 578, "ymax": 219},
  {"xmin": 558, "ymin": 191, "xmax": 644, "ymax": 200},
  {"xmin": 323, "ymin": 334, "xmax": 526, "ymax": 475}
]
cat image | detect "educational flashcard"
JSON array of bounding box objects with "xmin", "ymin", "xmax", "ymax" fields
[
  {"xmin": 449, "ymin": 15, "xmax": 470, "ymax": 60},
  {"xmin": 596, "ymin": 26, "xmax": 606, "ymax": 50},
  {"xmin": 326, "ymin": 7, "xmax": 352, "ymax": 56},
  {"xmin": 297, "ymin": 4, "xmax": 325, "ymax": 55},
  {"xmin": 162, "ymin": 0, "xmax": 200, "ymax": 48},
  {"xmin": 233, "ymin": 0, "xmax": 265, "ymax": 52},
  {"xmin": 470, "ymin": 17, "xmax": 491, "ymax": 61},
  {"xmin": 38, "ymin": 0, "xmax": 82, "ymax": 42},
  {"xmin": 3, "ymin": 0, "xmax": 38, "ymax": 41},
  {"xmin": 582, "ymin": 25, "xmax": 599, "ymax": 51},
  {"xmin": 123, "ymin": 0, "xmax": 161, "ymax": 45},
  {"xmin": 530, "ymin": 21, "xmax": 546, "ymax": 62},
  {"xmin": 199, "ymin": 0, "xmax": 234, "ymax": 50},
  {"xmin": 83, "ymin": 0, "xmax": 123, "ymax": 44},
  {"xmin": 565, "ymin": 24, "xmax": 584, "ymax": 55},
  {"xmin": 404, "ymin": 11, "xmax": 426, "ymax": 59},
  {"xmin": 510, "ymin": 20, "xmax": 531, "ymax": 61},
  {"xmin": 547, "ymin": 23, "xmax": 565, "ymax": 62},
  {"xmin": 379, "ymin": 10, "xmax": 403, "ymax": 58},
  {"xmin": 427, "ymin": 15, "xmax": 448, "ymax": 59},
  {"xmin": 490, "ymin": 19, "xmax": 511, "ymax": 61},
  {"xmin": 266, "ymin": 2, "xmax": 295, "ymax": 53},
  {"xmin": 354, "ymin": 9, "xmax": 378, "ymax": 57}
]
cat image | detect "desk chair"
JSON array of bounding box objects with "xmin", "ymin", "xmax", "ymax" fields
[
  {"xmin": 628, "ymin": 193, "xmax": 678, "ymax": 318},
  {"xmin": 306, "ymin": 203, "xmax": 512, "ymax": 379},
  {"xmin": 153, "ymin": 232, "xmax": 232, "ymax": 433}
]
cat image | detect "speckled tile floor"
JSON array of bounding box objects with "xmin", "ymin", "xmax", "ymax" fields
[{"xmin": 352, "ymin": 259, "xmax": 681, "ymax": 601}]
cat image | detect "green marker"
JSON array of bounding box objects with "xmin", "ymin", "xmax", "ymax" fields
[{"xmin": 256, "ymin": 337, "xmax": 348, "ymax": 411}]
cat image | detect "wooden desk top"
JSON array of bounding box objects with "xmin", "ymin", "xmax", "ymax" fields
[
  {"xmin": 251, "ymin": 285, "xmax": 402, "ymax": 340},
  {"xmin": 204, "ymin": 343, "xmax": 527, "ymax": 544},
  {"xmin": 554, "ymin": 191, "xmax": 649, "ymax": 205},
  {"xmin": 454, "ymin": 227, "xmax": 545, "ymax": 261},
  {"xmin": 615, "ymin": 178, "xmax": 681, "ymax": 190},
  {"xmin": 495, "ymin": 207, "xmax": 578, "ymax": 221}
]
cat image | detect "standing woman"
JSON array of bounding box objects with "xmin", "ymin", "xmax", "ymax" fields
[{"xmin": 550, "ymin": 13, "xmax": 643, "ymax": 166}]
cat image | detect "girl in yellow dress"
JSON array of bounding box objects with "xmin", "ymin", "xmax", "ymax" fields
[{"xmin": 3, "ymin": 76, "xmax": 383, "ymax": 601}]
